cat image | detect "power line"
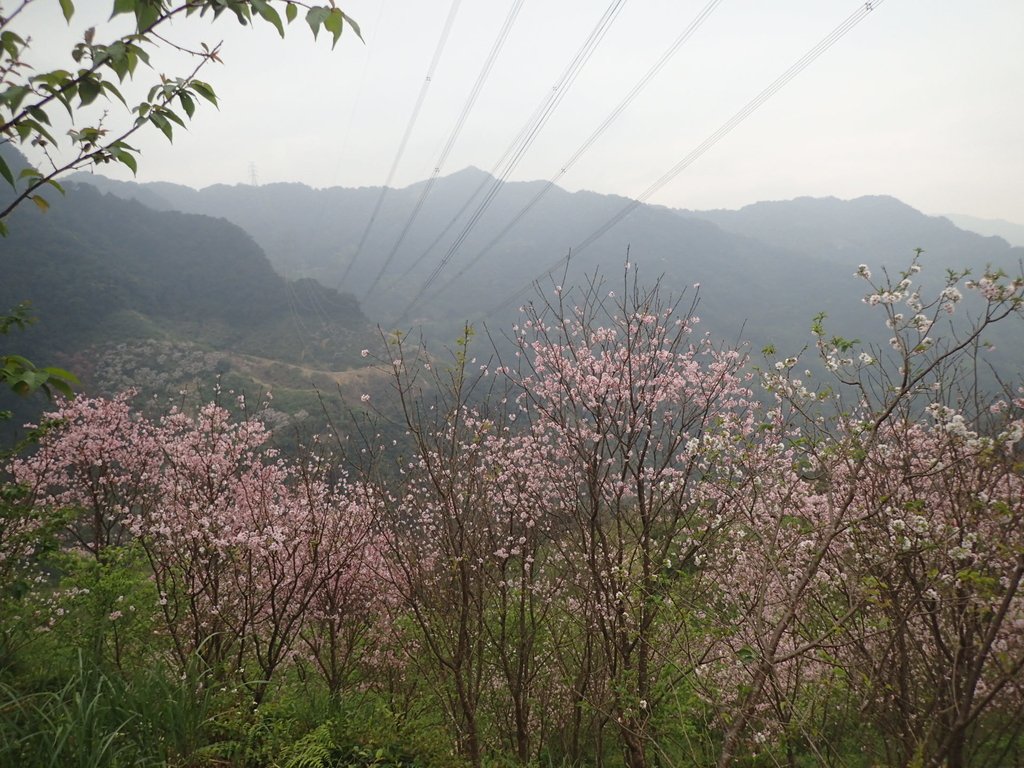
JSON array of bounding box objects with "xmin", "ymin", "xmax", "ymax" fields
[
  {"xmin": 336, "ymin": 0, "xmax": 464, "ymax": 291},
  {"xmin": 490, "ymin": 0, "xmax": 885, "ymax": 317},
  {"xmin": 312, "ymin": 0, "xmax": 388, "ymax": 304},
  {"xmin": 393, "ymin": 113, "xmax": 547, "ymax": 284},
  {"xmin": 394, "ymin": 0, "xmax": 630, "ymax": 321},
  {"xmin": 408, "ymin": 0, "xmax": 727, "ymax": 313},
  {"xmin": 362, "ymin": 0, "xmax": 529, "ymax": 301}
]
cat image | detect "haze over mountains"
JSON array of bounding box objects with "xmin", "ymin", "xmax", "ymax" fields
[
  {"xmin": 0, "ymin": 147, "xmax": 375, "ymax": 434},
  {"xmin": 942, "ymin": 213, "xmax": 1024, "ymax": 247},
  {"xmin": 69, "ymin": 166, "xmax": 1024, "ymax": 359},
  {"xmin": 4, "ymin": 142, "xmax": 1022, "ymax": 423}
]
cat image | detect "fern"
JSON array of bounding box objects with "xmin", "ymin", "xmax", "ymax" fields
[{"xmin": 281, "ymin": 721, "xmax": 339, "ymax": 768}]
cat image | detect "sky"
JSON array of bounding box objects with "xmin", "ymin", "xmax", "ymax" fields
[{"xmin": 17, "ymin": 0, "xmax": 1024, "ymax": 223}]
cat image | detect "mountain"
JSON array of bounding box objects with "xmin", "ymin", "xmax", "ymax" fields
[
  {"xmin": 685, "ymin": 196, "xmax": 1020, "ymax": 267},
  {"xmin": 68, "ymin": 170, "xmax": 1024, "ymax": 373},
  {"xmin": 1, "ymin": 182, "xmax": 368, "ymax": 361},
  {"xmin": 942, "ymin": 213, "xmax": 1024, "ymax": 248},
  {"xmin": 1, "ymin": 148, "xmax": 376, "ymax": 439}
]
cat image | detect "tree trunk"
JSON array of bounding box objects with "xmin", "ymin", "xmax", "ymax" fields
[{"xmin": 620, "ymin": 718, "xmax": 647, "ymax": 768}]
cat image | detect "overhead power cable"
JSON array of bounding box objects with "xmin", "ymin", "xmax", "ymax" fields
[
  {"xmin": 395, "ymin": 0, "xmax": 630, "ymax": 321},
  {"xmin": 491, "ymin": 0, "xmax": 886, "ymax": 317},
  {"xmin": 404, "ymin": 0, "xmax": 726, "ymax": 316},
  {"xmin": 362, "ymin": 0, "xmax": 529, "ymax": 300},
  {"xmin": 336, "ymin": 0, "xmax": 463, "ymax": 291},
  {"xmin": 394, "ymin": 82, "xmax": 565, "ymax": 284}
]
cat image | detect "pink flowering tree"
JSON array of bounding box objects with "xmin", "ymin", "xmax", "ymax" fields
[
  {"xmin": 830, "ymin": 397, "xmax": 1024, "ymax": 768},
  {"xmin": 8, "ymin": 392, "xmax": 389, "ymax": 701},
  {"xmin": 359, "ymin": 326, "xmax": 573, "ymax": 767},
  {"xmin": 142, "ymin": 400, "xmax": 387, "ymax": 701},
  {"xmin": 9, "ymin": 391, "xmax": 162, "ymax": 665},
  {"xmin": 122, "ymin": 400, "xmax": 289, "ymax": 683},
  {"xmin": 363, "ymin": 329, "xmax": 509, "ymax": 767},
  {"xmin": 473, "ymin": 423, "xmax": 570, "ymax": 762},
  {"xmin": 296, "ymin": 465, "xmax": 388, "ymax": 699},
  {"xmin": 11, "ymin": 391, "xmax": 160, "ymax": 559},
  {"xmin": 504, "ymin": 273, "xmax": 754, "ymax": 768},
  {"xmin": 703, "ymin": 259, "xmax": 1024, "ymax": 767}
]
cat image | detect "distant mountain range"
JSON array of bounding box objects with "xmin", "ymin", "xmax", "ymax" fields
[
  {"xmin": 66, "ymin": 166, "xmax": 1024, "ymax": 369},
  {"xmin": 0, "ymin": 145, "xmax": 375, "ymax": 438},
  {"xmin": 4, "ymin": 137, "xmax": 1021, "ymax": 435},
  {"xmin": 942, "ymin": 213, "xmax": 1024, "ymax": 247}
]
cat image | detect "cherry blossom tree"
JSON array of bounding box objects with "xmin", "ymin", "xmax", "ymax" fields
[
  {"xmin": 9, "ymin": 392, "xmax": 387, "ymax": 701},
  {"xmin": 704, "ymin": 259, "xmax": 1024, "ymax": 767},
  {"xmin": 833, "ymin": 396, "xmax": 1024, "ymax": 768},
  {"xmin": 6, "ymin": 256, "xmax": 1024, "ymax": 766},
  {"xmin": 505, "ymin": 272, "xmax": 754, "ymax": 768},
  {"xmin": 11, "ymin": 391, "xmax": 160, "ymax": 559}
]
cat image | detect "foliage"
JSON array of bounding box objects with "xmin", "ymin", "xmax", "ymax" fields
[
  {"xmin": 1, "ymin": 258, "xmax": 1023, "ymax": 767},
  {"xmin": 0, "ymin": 179, "xmax": 371, "ymax": 378},
  {"xmin": 0, "ymin": 0, "xmax": 360, "ymax": 233},
  {"xmin": 1, "ymin": 303, "xmax": 76, "ymax": 401}
]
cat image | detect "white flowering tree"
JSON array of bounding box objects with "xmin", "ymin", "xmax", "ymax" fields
[{"xmin": 704, "ymin": 258, "xmax": 1024, "ymax": 767}]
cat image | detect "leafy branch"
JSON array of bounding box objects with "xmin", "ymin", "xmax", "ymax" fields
[{"xmin": 0, "ymin": 0, "xmax": 361, "ymax": 233}]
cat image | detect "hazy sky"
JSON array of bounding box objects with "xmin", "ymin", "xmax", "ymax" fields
[{"xmin": 20, "ymin": 0, "xmax": 1024, "ymax": 222}]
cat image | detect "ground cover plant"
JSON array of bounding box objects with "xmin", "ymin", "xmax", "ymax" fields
[{"xmin": 1, "ymin": 257, "xmax": 1023, "ymax": 767}]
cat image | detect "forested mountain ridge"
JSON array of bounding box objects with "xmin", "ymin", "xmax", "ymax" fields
[
  {"xmin": 1, "ymin": 182, "xmax": 368, "ymax": 359},
  {"xmin": 71, "ymin": 168, "xmax": 1024, "ymax": 371},
  {"xmin": 1, "ymin": 150, "xmax": 374, "ymax": 434}
]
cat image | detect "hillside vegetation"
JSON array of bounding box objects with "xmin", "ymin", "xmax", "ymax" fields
[
  {"xmin": 73, "ymin": 168, "xmax": 1024, "ymax": 367},
  {"xmin": 2, "ymin": 262, "xmax": 1023, "ymax": 767}
]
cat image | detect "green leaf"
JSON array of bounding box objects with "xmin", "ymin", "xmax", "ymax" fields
[
  {"xmin": 0, "ymin": 155, "xmax": 13, "ymax": 188},
  {"xmin": 45, "ymin": 378, "xmax": 75, "ymax": 399},
  {"xmin": 59, "ymin": 0, "xmax": 75, "ymax": 22},
  {"xmin": 106, "ymin": 42, "xmax": 131, "ymax": 81},
  {"xmin": 1, "ymin": 31, "xmax": 26, "ymax": 59},
  {"xmin": 129, "ymin": 42, "xmax": 149, "ymax": 68},
  {"xmin": 285, "ymin": 2, "xmax": 297, "ymax": 23},
  {"xmin": 20, "ymin": 118, "xmax": 56, "ymax": 145},
  {"xmin": 27, "ymin": 105, "xmax": 51, "ymax": 124},
  {"xmin": 111, "ymin": 0, "xmax": 134, "ymax": 18},
  {"xmin": 113, "ymin": 148, "xmax": 138, "ymax": 175},
  {"xmin": 149, "ymin": 111, "xmax": 173, "ymax": 141},
  {"xmin": 190, "ymin": 80, "xmax": 217, "ymax": 106},
  {"xmin": 41, "ymin": 367, "xmax": 78, "ymax": 398},
  {"xmin": 78, "ymin": 76, "xmax": 101, "ymax": 106},
  {"xmin": 178, "ymin": 90, "xmax": 195, "ymax": 118},
  {"xmin": 345, "ymin": 12, "xmax": 363, "ymax": 42},
  {"xmin": 1, "ymin": 355, "xmax": 77, "ymax": 399},
  {"xmin": 161, "ymin": 107, "xmax": 186, "ymax": 128},
  {"xmin": 305, "ymin": 6, "xmax": 329, "ymax": 39},
  {"xmin": 100, "ymin": 79, "xmax": 127, "ymax": 105},
  {"xmin": 324, "ymin": 8, "xmax": 344, "ymax": 48},
  {"xmin": 1, "ymin": 84, "xmax": 31, "ymax": 111},
  {"xmin": 30, "ymin": 195, "xmax": 49, "ymax": 212},
  {"xmin": 736, "ymin": 646, "xmax": 756, "ymax": 663},
  {"xmin": 251, "ymin": 0, "xmax": 285, "ymax": 37},
  {"xmin": 134, "ymin": 1, "xmax": 161, "ymax": 31}
]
